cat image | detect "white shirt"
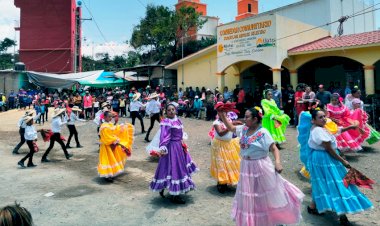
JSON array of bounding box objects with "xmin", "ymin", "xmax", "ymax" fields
[
  {"xmin": 308, "ymin": 126, "xmax": 337, "ymax": 150},
  {"xmin": 130, "ymin": 101, "xmax": 144, "ymax": 112},
  {"xmin": 66, "ymin": 112, "xmax": 86, "ymax": 125},
  {"xmin": 236, "ymin": 126, "xmax": 274, "ymax": 159},
  {"xmin": 146, "ymin": 99, "xmax": 161, "ymax": 115},
  {"xmin": 213, "ymin": 120, "xmax": 233, "ymax": 141},
  {"xmin": 24, "ymin": 125, "xmax": 38, "ymax": 140},
  {"xmin": 18, "ymin": 117, "xmax": 27, "ymax": 129},
  {"xmin": 93, "ymin": 101, "xmax": 99, "ymax": 108},
  {"xmin": 51, "ymin": 116, "xmax": 67, "ymax": 133}
]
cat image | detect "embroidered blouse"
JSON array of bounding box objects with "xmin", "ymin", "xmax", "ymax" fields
[{"xmin": 236, "ymin": 125, "xmax": 274, "ymax": 159}]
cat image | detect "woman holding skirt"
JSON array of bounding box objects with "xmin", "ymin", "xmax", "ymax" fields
[
  {"xmin": 218, "ymin": 107, "xmax": 304, "ymax": 226},
  {"xmin": 307, "ymin": 109, "xmax": 373, "ymax": 225},
  {"xmin": 210, "ymin": 111, "xmax": 241, "ymax": 193},
  {"xmin": 150, "ymin": 104, "xmax": 199, "ymax": 204},
  {"xmin": 98, "ymin": 111, "xmax": 134, "ymax": 181},
  {"xmin": 261, "ymin": 90, "xmax": 290, "ymax": 145}
]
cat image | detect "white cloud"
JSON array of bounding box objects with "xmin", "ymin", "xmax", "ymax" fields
[
  {"xmin": 0, "ymin": 0, "xmax": 20, "ymax": 51},
  {"xmin": 81, "ymin": 41, "xmax": 134, "ymax": 59}
]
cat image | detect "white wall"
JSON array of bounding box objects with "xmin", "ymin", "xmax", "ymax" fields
[{"xmin": 197, "ymin": 16, "xmax": 218, "ymax": 39}]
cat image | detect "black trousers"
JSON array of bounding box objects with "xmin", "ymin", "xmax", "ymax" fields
[
  {"xmin": 20, "ymin": 140, "xmax": 35, "ymax": 165},
  {"xmin": 145, "ymin": 113, "xmax": 160, "ymax": 139},
  {"xmin": 131, "ymin": 111, "xmax": 145, "ymax": 132},
  {"xmin": 84, "ymin": 108, "xmax": 92, "ymax": 119},
  {"xmin": 14, "ymin": 128, "xmax": 25, "ymax": 152},
  {"xmin": 42, "ymin": 133, "xmax": 69, "ymax": 159},
  {"xmin": 45, "ymin": 107, "xmax": 49, "ymax": 121},
  {"xmin": 119, "ymin": 107, "xmax": 126, "ymax": 117},
  {"xmin": 66, "ymin": 125, "xmax": 80, "ymax": 146}
]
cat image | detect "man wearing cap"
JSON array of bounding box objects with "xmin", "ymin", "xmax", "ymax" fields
[
  {"xmin": 272, "ymin": 84, "xmax": 282, "ymax": 109},
  {"xmin": 65, "ymin": 106, "xmax": 85, "ymax": 149},
  {"xmin": 130, "ymin": 93, "xmax": 146, "ymax": 134},
  {"xmin": 13, "ymin": 111, "xmax": 34, "ymax": 154},
  {"xmin": 41, "ymin": 108, "xmax": 73, "ymax": 162},
  {"xmin": 316, "ymin": 84, "xmax": 332, "ymax": 106},
  {"xmin": 83, "ymin": 91, "xmax": 93, "ymax": 120},
  {"xmin": 144, "ymin": 93, "xmax": 161, "ymax": 142},
  {"xmin": 193, "ymin": 95, "xmax": 203, "ymax": 119}
]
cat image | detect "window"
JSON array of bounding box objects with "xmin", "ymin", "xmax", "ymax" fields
[{"xmin": 248, "ymin": 3, "xmax": 252, "ymax": 12}]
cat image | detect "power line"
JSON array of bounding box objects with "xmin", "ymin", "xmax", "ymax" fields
[
  {"xmin": 81, "ymin": 0, "xmax": 116, "ymax": 55},
  {"xmin": 136, "ymin": 0, "xmax": 147, "ymax": 9}
]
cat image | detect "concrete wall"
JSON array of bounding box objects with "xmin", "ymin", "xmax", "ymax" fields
[
  {"xmin": 176, "ymin": 50, "xmax": 239, "ymax": 91},
  {"xmin": 0, "ymin": 71, "xmax": 29, "ymax": 95}
]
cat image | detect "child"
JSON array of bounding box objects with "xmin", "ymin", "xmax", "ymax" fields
[{"xmin": 18, "ymin": 116, "xmax": 41, "ymax": 168}]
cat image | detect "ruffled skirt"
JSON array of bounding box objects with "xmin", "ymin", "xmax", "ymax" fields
[
  {"xmin": 98, "ymin": 145, "xmax": 127, "ymax": 178},
  {"xmin": 262, "ymin": 114, "xmax": 290, "ymax": 144},
  {"xmin": 210, "ymin": 138, "xmax": 241, "ymax": 185},
  {"xmin": 232, "ymin": 157, "xmax": 304, "ymax": 226},
  {"xmin": 150, "ymin": 140, "xmax": 199, "ymax": 195},
  {"xmin": 367, "ymin": 125, "xmax": 380, "ymax": 145},
  {"xmin": 307, "ymin": 149, "xmax": 373, "ymax": 215}
]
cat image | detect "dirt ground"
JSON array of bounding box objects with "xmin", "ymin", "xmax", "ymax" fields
[{"xmin": 0, "ymin": 109, "xmax": 379, "ymax": 226}]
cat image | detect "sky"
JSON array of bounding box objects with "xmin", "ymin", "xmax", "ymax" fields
[{"xmin": 1, "ymin": 0, "xmax": 379, "ymax": 58}]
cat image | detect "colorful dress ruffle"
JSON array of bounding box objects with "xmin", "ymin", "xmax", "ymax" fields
[
  {"xmin": 307, "ymin": 127, "xmax": 373, "ymax": 215},
  {"xmin": 307, "ymin": 149, "xmax": 373, "ymax": 215},
  {"xmin": 367, "ymin": 125, "xmax": 380, "ymax": 145},
  {"xmin": 261, "ymin": 99, "xmax": 290, "ymax": 144},
  {"xmin": 210, "ymin": 137, "xmax": 240, "ymax": 185},
  {"xmin": 232, "ymin": 157, "xmax": 304, "ymax": 226},
  {"xmin": 150, "ymin": 117, "xmax": 199, "ymax": 195},
  {"xmin": 350, "ymin": 108, "xmax": 371, "ymax": 144},
  {"xmin": 98, "ymin": 122, "xmax": 134, "ymax": 178},
  {"xmin": 327, "ymin": 104, "xmax": 362, "ymax": 152}
]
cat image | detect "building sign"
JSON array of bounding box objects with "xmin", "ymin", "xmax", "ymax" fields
[{"xmin": 217, "ymin": 15, "xmax": 277, "ymax": 72}]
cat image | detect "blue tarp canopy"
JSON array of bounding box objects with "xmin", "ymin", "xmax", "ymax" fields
[{"xmin": 78, "ymin": 72, "xmax": 127, "ymax": 88}]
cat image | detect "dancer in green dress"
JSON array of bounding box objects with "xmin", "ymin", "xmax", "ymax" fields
[{"xmin": 261, "ymin": 90, "xmax": 290, "ymax": 144}]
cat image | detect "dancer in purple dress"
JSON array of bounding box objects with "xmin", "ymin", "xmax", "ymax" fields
[{"xmin": 150, "ymin": 104, "xmax": 199, "ymax": 204}]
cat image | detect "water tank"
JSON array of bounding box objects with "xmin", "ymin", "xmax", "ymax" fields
[{"xmin": 14, "ymin": 62, "xmax": 26, "ymax": 71}]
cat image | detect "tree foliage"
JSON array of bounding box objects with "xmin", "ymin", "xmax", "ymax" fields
[
  {"xmin": 0, "ymin": 38, "xmax": 16, "ymax": 53},
  {"xmin": 130, "ymin": 4, "xmax": 207, "ymax": 64}
]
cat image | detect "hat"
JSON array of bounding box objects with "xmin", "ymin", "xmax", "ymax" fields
[
  {"xmin": 148, "ymin": 93, "xmax": 159, "ymax": 99},
  {"xmin": 101, "ymin": 102, "xmax": 110, "ymax": 108},
  {"xmin": 133, "ymin": 93, "xmax": 141, "ymax": 101},
  {"xmin": 71, "ymin": 106, "xmax": 82, "ymax": 112},
  {"xmin": 352, "ymin": 98, "xmax": 362, "ymax": 105},
  {"xmin": 25, "ymin": 110, "xmax": 34, "ymax": 116},
  {"xmin": 206, "ymin": 88, "xmax": 211, "ymax": 92},
  {"xmin": 318, "ymin": 84, "xmax": 324, "ymax": 89},
  {"xmin": 85, "ymin": 91, "xmax": 89, "ymax": 94},
  {"xmin": 195, "ymin": 95, "xmax": 199, "ymax": 98},
  {"xmin": 52, "ymin": 108, "xmax": 66, "ymax": 118},
  {"xmin": 23, "ymin": 116, "xmax": 34, "ymax": 124},
  {"xmin": 131, "ymin": 87, "xmax": 136, "ymax": 91}
]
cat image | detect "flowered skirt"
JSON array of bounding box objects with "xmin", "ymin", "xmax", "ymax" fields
[
  {"xmin": 210, "ymin": 138, "xmax": 240, "ymax": 185},
  {"xmin": 307, "ymin": 149, "xmax": 373, "ymax": 215},
  {"xmin": 232, "ymin": 157, "xmax": 304, "ymax": 226},
  {"xmin": 150, "ymin": 140, "xmax": 199, "ymax": 195}
]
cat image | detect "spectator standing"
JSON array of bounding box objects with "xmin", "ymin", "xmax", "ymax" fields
[
  {"xmin": 272, "ymin": 84, "xmax": 283, "ymax": 109},
  {"xmin": 73, "ymin": 93, "xmax": 82, "ymax": 108},
  {"xmin": 302, "ymin": 86, "xmax": 315, "ymax": 103},
  {"xmin": 193, "ymin": 95, "xmax": 203, "ymax": 119},
  {"xmin": 315, "ymin": 84, "xmax": 332, "ymax": 106},
  {"xmin": 8, "ymin": 90, "xmax": 16, "ymax": 109},
  {"xmin": 189, "ymin": 87, "xmax": 195, "ymax": 99},
  {"xmin": 223, "ymin": 87, "xmax": 232, "ymax": 102},
  {"xmin": 119, "ymin": 95, "xmax": 126, "ymax": 117},
  {"xmin": 283, "ymin": 85, "xmax": 295, "ymax": 125},
  {"xmin": 83, "ymin": 91, "xmax": 93, "ymax": 119}
]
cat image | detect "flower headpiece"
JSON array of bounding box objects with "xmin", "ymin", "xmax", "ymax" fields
[{"xmin": 254, "ymin": 106, "xmax": 263, "ymax": 117}]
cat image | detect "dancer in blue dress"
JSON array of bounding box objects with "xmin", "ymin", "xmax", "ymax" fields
[{"xmin": 307, "ymin": 109, "xmax": 373, "ymax": 225}]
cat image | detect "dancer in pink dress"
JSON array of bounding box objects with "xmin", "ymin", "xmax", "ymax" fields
[
  {"xmin": 218, "ymin": 107, "xmax": 304, "ymax": 226},
  {"xmin": 327, "ymin": 94, "xmax": 362, "ymax": 152}
]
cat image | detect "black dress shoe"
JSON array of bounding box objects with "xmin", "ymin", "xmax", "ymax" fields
[
  {"xmin": 65, "ymin": 153, "xmax": 73, "ymax": 160},
  {"xmin": 18, "ymin": 161, "xmax": 26, "ymax": 168},
  {"xmin": 159, "ymin": 190, "xmax": 165, "ymax": 198},
  {"xmin": 76, "ymin": 145, "xmax": 83, "ymax": 148},
  {"xmin": 13, "ymin": 150, "xmax": 20, "ymax": 155},
  {"xmin": 41, "ymin": 158, "xmax": 50, "ymax": 163},
  {"xmin": 66, "ymin": 145, "xmax": 72, "ymax": 149},
  {"xmin": 141, "ymin": 131, "xmax": 146, "ymax": 134},
  {"xmin": 307, "ymin": 206, "xmax": 324, "ymax": 216},
  {"xmin": 27, "ymin": 163, "xmax": 37, "ymax": 167},
  {"xmin": 144, "ymin": 138, "xmax": 150, "ymax": 142},
  {"xmin": 339, "ymin": 215, "xmax": 350, "ymax": 226}
]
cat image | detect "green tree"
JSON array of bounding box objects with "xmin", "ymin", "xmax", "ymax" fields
[
  {"xmin": 0, "ymin": 38, "xmax": 16, "ymax": 53},
  {"xmin": 113, "ymin": 55, "xmax": 127, "ymax": 70},
  {"xmin": 130, "ymin": 4, "xmax": 206, "ymax": 64}
]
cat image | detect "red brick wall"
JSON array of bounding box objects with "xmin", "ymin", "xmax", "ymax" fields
[
  {"xmin": 15, "ymin": 0, "xmax": 79, "ymax": 73},
  {"xmin": 236, "ymin": 0, "xmax": 258, "ymax": 21}
]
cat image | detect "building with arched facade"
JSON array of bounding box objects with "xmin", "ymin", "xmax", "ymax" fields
[{"xmin": 166, "ymin": 0, "xmax": 379, "ymax": 95}]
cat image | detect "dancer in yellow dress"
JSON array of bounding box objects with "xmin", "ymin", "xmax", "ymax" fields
[
  {"xmin": 98, "ymin": 111, "xmax": 134, "ymax": 181},
  {"xmin": 210, "ymin": 111, "xmax": 241, "ymax": 193}
]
